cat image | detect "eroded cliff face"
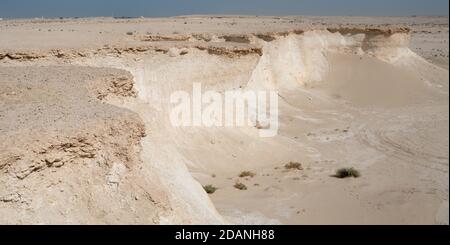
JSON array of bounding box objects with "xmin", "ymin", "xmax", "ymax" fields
[
  {"xmin": 1, "ymin": 24, "xmax": 448, "ymax": 224},
  {"xmin": 0, "ymin": 67, "xmax": 170, "ymax": 224}
]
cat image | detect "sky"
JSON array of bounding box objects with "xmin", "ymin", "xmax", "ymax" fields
[{"xmin": 0, "ymin": 0, "xmax": 448, "ymax": 19}]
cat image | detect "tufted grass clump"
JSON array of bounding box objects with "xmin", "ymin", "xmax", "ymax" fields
[
  {"xmin": 234, "ymin": 182, "xmax": 247, "ymax": 190},
  {"xmin": 284, "ymin": 162, "xmax": 303, "ymax": 170},
  {"xmin": 239, "ymin": 171, "xmax": 256, "ymax": 178}
]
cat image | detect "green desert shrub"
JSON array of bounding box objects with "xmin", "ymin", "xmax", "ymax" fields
[
  {"xmin": 203, "ymin": 185, "xmax": 218, "ymax": 194},
  {"xmin": 334, "ymin": 168, "xmax": 361, "ymax": 178}
]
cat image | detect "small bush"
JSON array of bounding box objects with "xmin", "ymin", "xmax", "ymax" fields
[
  {"xmin": 284, "ymin": 162, "xmax": 303, "ymax": 170},
  {"xmin": 203, "ymin": 185, "xmax": 218, "ymax": 194},
  {"xmin": 239, "ymin": 171, "xmax": 256, "ymax": 178},
  {"xmin": 334, "ymin": 168, "xmax": 361, "ymax": 178},
  {"xmin": 234, "ymin": 182, "xmax": 247, "ymax": 190}
]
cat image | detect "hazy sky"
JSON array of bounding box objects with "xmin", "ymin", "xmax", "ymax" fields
[{"xmin": 0, "ymin": 0, "xmax": 448, "ymax": 19}]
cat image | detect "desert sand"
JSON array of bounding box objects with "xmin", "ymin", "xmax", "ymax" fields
[{"xmin": 0, "ymin": 16, "xmax": 448, "ymax": 224}]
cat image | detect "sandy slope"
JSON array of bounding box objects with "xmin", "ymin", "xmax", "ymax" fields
[{"xmin": 0, "ymin": 16, "xmax": 448, "ymax": 224}]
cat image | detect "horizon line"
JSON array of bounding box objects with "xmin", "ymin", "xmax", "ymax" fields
[{"xmin": 1, "ymin": 14, "xmax": 449, "ymax": 20}]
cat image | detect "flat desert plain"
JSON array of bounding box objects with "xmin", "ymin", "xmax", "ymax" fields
[{"xmin": 0, "ymin": 16, "xmax": 448, "ymax": 224}]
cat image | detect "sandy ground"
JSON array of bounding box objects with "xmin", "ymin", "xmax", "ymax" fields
[{"xmin": 0, "ymin": 16, "xmax": 448, "ymax": 224}]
